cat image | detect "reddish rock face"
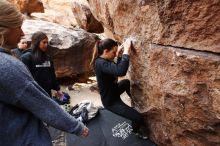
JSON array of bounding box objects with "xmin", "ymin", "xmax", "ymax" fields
[
  {"xmin": 72, "ymin": 2, "xmax": 104, "ymax": 33},
  {"xmin": 87, "ymin": 0, "xmax": 220, "ymax": 53},
  {"xmin": 129, "ymin": 44, "xmax": 220, "ymax": 146},
  {"xmin": 8, "ymin": 0, "xmax": 44, "ymax": 14},
  {"xmin": 87, "ymin": 0, "xmax": 220, "ymax": 145},
  {"xmin": 36, "ymin": 0, "xmax": 77, "ymax": 27}
]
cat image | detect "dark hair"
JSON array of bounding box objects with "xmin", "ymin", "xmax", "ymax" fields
[
  {"xmin": 30, "ymin": 31, "xmax": 48, "ymax": 62},
  {"xmin": 90, "ymin": 38, "xmax": 118, "ymax": 68}
]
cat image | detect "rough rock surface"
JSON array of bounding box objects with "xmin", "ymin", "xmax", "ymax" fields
[
  {"xmin": 31, "ymin": 9, "xmax": 77, "ymax": 28},
  {"xmin": 88, "ymin": 0, "xmax": 220, "ymax": 53},
  {"xmin": 129, "ymin": 44, "xmax": 220, "ymax": 146},
  {"xmin": 72, "ymin": 2, "xmax": 104, "ymax": 33},
  {"xmin": 87, "ymin": 0, "xmax": 220, "ymax": 145},
  {"xmin": 22, "ymin": 20, "xmax": 98, "ymax": 79},
  {"xmin": 8, "ymin": 0, "xmax": 44, "ymax": 14},
  {"xmin": 31, "ymin": 0, "xmax": 77, "ymax": 27}
]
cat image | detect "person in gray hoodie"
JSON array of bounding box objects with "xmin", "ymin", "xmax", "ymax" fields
[{"xmin": 0, "ymin": 1, "xmax": 89, "ymax": 146}]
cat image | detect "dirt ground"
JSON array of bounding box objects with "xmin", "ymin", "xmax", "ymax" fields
[{"xmin": 59, "ymin": 76, "xmax": 131, "ymax": 107}]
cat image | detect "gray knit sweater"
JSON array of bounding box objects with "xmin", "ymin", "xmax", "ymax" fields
[{"xmin": 0, "ymin": 49, "xmax": 84, "ymax": 146}]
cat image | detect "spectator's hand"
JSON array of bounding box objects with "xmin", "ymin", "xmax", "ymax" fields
[
  {"xmin": 55, "ymin": 90, "xmax": 64, "ymax": 100},
  {"xmin": 123, "ymin": 39, "xmax": 132, "ymax": 55},
  {"xmin": 81, "ymin": 126, "xmax": 89, "ymax": 137}
]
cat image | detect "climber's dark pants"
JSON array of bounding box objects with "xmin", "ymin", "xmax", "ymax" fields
[{"xmin": 105, "ymin": 79, "xmax": 147, "ymax": 132}]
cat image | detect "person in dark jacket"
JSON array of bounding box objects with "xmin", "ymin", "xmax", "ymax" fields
[
  {"xmin": 21, "ymin": 31, "xmax": 63, "ymax": 98},
  {"xmin": 90, "ymin": 38, "xmax": 149, "ymax": 139},
  {"xmin": 11, "ymin": 38, "xmax": 28, "ymax": 58},
  {"xmin": 0, "ymin": 1, "xmax": 89, "ymax": 146}
]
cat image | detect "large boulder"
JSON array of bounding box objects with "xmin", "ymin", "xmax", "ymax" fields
[
  {"xmin": 87, "ymin": 0, "xmax": 220, "ymax": 145},
  {"xmin": 31, "ymin": 0, "xmax": 77, "ymax": 27},
  {"xmin": 129, "ymin": 44, "xmax": 220, "ymax": 146},
  {"xmin": 22, "ymin": 20, "xmax": 98, "ymax": 79},
  {"xmin": 8, "ymin": 0, "xmax": 44, "ymax": 14},
  {"xmin": 72, "ymin": 2, "xmax": 104, "ymax": 33},
  {"xmin": 87, "ymin": 0, "xmax": 220, "ymax": 53}
]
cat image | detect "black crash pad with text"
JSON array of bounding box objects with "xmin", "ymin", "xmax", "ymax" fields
[{"xmin": 65, "ymin": 109, "xmax": 156, "ymax": 146}]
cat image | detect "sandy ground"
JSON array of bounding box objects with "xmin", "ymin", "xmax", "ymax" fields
[{"xmin": 59, "ymin": 76, "xmax": 131, "ymax": 107}]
